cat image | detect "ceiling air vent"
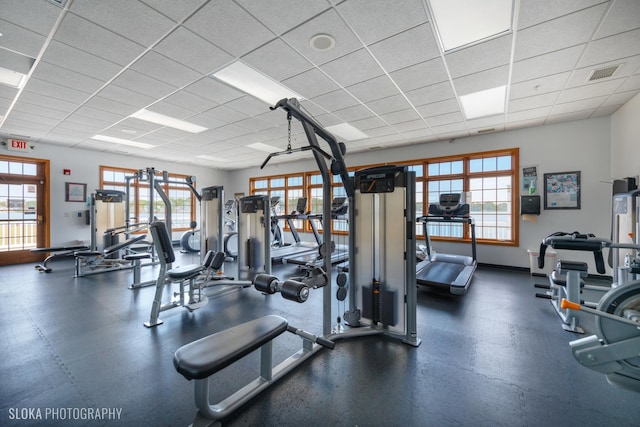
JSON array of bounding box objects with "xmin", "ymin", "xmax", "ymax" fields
[
  {"xmin": 477, "ymin": 128, "xmax": 496, "ymax": 134},
  {"xmin": 46, "ymin": 0, "xmax": 68, "ymax": 7},
  {"xmin": 588, "ymin": 65, "xmax": 619, "ymax": 82}
]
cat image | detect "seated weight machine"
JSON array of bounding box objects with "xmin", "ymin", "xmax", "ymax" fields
[{"xmin": 173, "ymin": 98, "xmax": 420, "ymax": 426}]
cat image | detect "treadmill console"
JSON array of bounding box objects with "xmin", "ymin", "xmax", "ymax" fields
[
  {"xmin": 428, "ymin": 193, "xmax": 470, "ymax": 217},
  {"xmin": 95, "ymin": 189, "xmax": 125, "ymax": 203}
]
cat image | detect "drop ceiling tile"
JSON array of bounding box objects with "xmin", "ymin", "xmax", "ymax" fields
[
  {"xmin": 430, "ymin": 121, "xmax": 469, "ymax": 137},
  {"xmin": 551, "ymin": 96, "xmax": 607, "ymax": 115},
  {"xmin": 566, "ymin": 60, "xmax": 638, "ymax": 89},
  {"xmin": 452, "ymin": 65, "xmax": 509, "ymax": 96},
  {"xmin": 162, "ymin": 91, "xmax": 218, "ymax": 114},
  {"xmin": 557, "ymin": 78, "xmax": 625, "ymax": 103},
  {"xmin": 364, "ymin": 125, "xmax": 399, "ymax": 138},
  {"xmin": 224, "ymin": 96, "xmax": 274, "ymax": 118},
  {"xmin": 233, "ymin": 117, "xmax": 276, "ymax": 133},
  {"xmin": 601, "ymin": 90, "xmax": 638, "ymax": 107},
  {"xmin": 12, "ymin": 100, "xmax": 69, "ymax": 120},
  {"xmin": 0, "ymin": 0, "xmax": 62, "ymax": 36},
  {"xmin": 186, "ymin": 113, "xmax": 228, "ymax": 131},
  {"xmin": 379, "ymin": 108, "xmax": 421, "ymax": 125},
  {"xmin": 512, "ymin": 45, "xmax": 584, "ymax": 84},
  {"xmin": 9, "ymin": 110, "xmax": 60, "ymax": 127},
  {"xmin": 389, "ymin": 58, "xmax": 449, "ymax": 92},
  {"xmin": 83, "ymin": 96, "xmax": 139, "ymax": 116},
  {"xmin": 311, "ymin": 89, "xmax": 360, "ymax": 112},
  {"xmin": 332, "ymin": 104, "xmax": 375, "ymax": 122},
  {"xmin": 3, "ymin": 117, "xmax": 55, "ymax": 133},
  {"xmin": 184, "ymin": 1, "xmax": 275, "ymax": 57},
  {"xmin": 154, "ymin": 27, "xmax": 234, "ymax": 75},
  {"xmin": 446, "ymin": 34, "xmax": 512, "ymax": 79},
  {"xmin": 320, "ymin": 49, "xmax": 384, "ymax": 87},
  {"xmin": 594, "ymin": 0, "xmax": 640, "ymax": 39},
  {"xmin": 617, "ymin": 75, "xmax": 640, "ymax": 92},
  {"xmin": 283, "ymin": 68, "xmax": 340, "ymax": 99},
  {"xmin": 139, "ymin": 0, "xmax": 204, "ymax": 22},
  {"xmin": 592, "ymin": 104, "xmax": 622, "ymax": 117},
  {"xmin": 514, "ymin": 4, "xmax": 607, "ymax": 61},
  {"xmin": 425, "ymin": 111, "xmax": 464, "ymax": 127},
  {"xmin": 510, "ymin": 72, "xmax": 571, "ymax": 99},
  {"xmin": 111, "ymin": 70, "xmax": 176, "ymax": 102},
  {"xmin": 336, "ymin": 0, "xmax": 428, "ymax": 45},
  {"xmin": 71, "ymin": 0, "xmax": 176, "ymax": 46},
  {"xmin": 99, "ymin": 84, "xmax": 156, "ymax": 109},
  {"xmin": 23, "ymin": 78, "xmax": 90, "ymax": 103},
  {"xmin": 0, "ymin": 49, "xmax": 35, "ymax": 75},
  {"xmin": 0, "ymin": 85, "xmax": 19, "ymax": 99},
  {"xmin": 546, "ymin": 109, "xmax": 594, "ymax": 123},
  {"xmin": 368, "ymin": 24, "xmax": 440, "ymax": 73},
  {"xmin": 55, "ymin": 13, "xmax": 145, "ymax": 66},
  {"xmin": 345, "ymin": 75, "xmax": 399, "ymax": 103},
  {"xmin": 17, "ymin": 92, "xmax": 78, "ymax": 113},
  {"xmin": 282, "ymin": 9, "xmax": 362, "ymax": 66},
  {"xmin": 147, "ymin": 101, "xmax": 196, "ymax": 120},
  {"xmin": 578, "ymin": 28, "xmax": 640, "ymax": 68},
  {"xmin": 312, "ymin": 113, "xmax": 347, "ymax": 128},
  {"xmin": 504, "ymin": 117, "xmax": 546, "ymax": 130},
  {"xmin": 517, "ymin": 0, "xmax": 605, "ymax": 29},
  {"xmin": 508, "ymin": 91, "xmax": 559, "ymax": 112},
  {"xmin": 243, "ymin": 39, "xmax": 313, "ymax": 81},
  {"xmin": 41, "ymin": 41, "xmax": 122, "ymax": 82},
  {"xmin": 350, "ymin": 116, "xmax": 389, "ymax": 131},
  {"xmin": 393, "ymin": 119, "xmax": 427, "ymax": 133},
  {"xmin": 200, "ymin": 105, "xmax": 250, "ymax": 124},
  {"xmin": 31, "ymin": 61, "xmax": 105, "ymax": 95},
  {"xmin": 0, "ymin": 18, "xmax": 47, "ymax": 58},
  {"xmin": 131, "ymin": 54, "xmax": 199, "ymax": 92},
  {"xmin": 405, "ymin": 81, "xmax": 456, "ymax": 106},
  {"xmin": 75, "ymin": 106, "xmax": 135, "ymax": 126},
  {"xmin": 236, "ymin": 0, "xmax": 331, "ymax": 36},
  {"xmin": 416, "ymin": 98, "xmax": 460, "ymax": 117},
  {"xmin": 65, "ymin": 113, "xmax": 114, "ymax": 130},
  {"xmin": 466, "ymin": 115, "xmax": 505, "ymax": 130},
  {"xmin": 368, "ymin": 94, "xmax": 412, "ymax": 115},
  {"xmin": 184, "ymin": 78, "xmax": 245, "ymax": 104}
]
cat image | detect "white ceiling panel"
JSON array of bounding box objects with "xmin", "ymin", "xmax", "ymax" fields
[
  {"xmin": 368, "ymin": 24, "xmax": 440, "ymax": 73},
  {"xmin": 54, "ymin": 13, "xmax": 146, "ymax": 66},
  {"xmin": 184, "ymin": 1, "xmax": 275, "ymax": 57},
  {"xmin": 70, "ymin": 0, "xmax": 176, "ymax": 47},
  {"xmin": 336, "ymin": 0, "xmax": 428, "ymax": 45},
  {"xmin": 153, "ymin": 27, "xmax": 234, "ymax": 75},
  {"xmin": 236, "ymin": 0, "xmax": 331, "ymax": 36},
  {"xmin": 0, "ymin": 18, "xmax": 48, "ymax": 58},
  {"xmin": 514, "ymin": 4, "xmax": 608, "ymax": 61},
  {"xmin": 593, "ymin": 0, "xmax": 640, "ymax": 39},
  {"xmin": 0, "ymin": 47, "xmax": 35, "ymax": 75},
  {"xmin": 0, "ymin": 0, "xmax": 638, "ymax": 170}
]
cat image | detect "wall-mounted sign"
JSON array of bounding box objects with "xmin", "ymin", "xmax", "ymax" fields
[{"xmin": 7, "ymin": 139, "xmax": 30, "ymax": 152}]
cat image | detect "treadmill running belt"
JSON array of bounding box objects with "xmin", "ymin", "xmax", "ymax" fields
[{"xmin": 418, "ymin": 262, "xmax": 465, "ymax": 285}]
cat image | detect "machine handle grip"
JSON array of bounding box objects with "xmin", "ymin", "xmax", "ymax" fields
[{"xmin": 560, "ymin": 298, "xmax": 581, "ymax": 311}]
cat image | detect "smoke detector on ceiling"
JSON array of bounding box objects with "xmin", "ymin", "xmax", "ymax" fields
[{"xmin": 588, "ymin": 65, "xmax": 620, "ymax": 82}]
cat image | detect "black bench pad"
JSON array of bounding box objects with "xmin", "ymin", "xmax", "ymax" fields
[
  {"xmin": 167, "ymin": 264, "xmax": 204, "ymax": 280},
  {"xmin": 174, "ymin": 315, "xmax": 288, "ymax": 380}
]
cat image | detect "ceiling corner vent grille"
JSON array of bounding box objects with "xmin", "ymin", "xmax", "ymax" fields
[
  {"xmin": 477, "ymin": 128, "xmax": 496, "ymax": 134},
  {"xmin": 588, "ymin": 65, "xmax": 619, "ymax": 82}
]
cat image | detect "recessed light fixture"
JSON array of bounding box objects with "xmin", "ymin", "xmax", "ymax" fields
[
  {"xmin": 325, "ymin": 123, "xmax": 368, "ymax": 141},
  {"xmin": 91, "ymin": 134, "xmax": 154, "ymax": 149},
  {"xmin": 0, "ymin": 66, "xmax": 27, "ymax": 88},
  {"xmin": 212, "ymin": 61, "xmax": 304, "ymax": 106},
  {"xmin": 247, "ymin": 142, "xmax": 281, "ymax": 153},
  {"xmin": 130, "ymin": 109, "xmax": 207, "ymax": 133},
  {"xmin": 310, "ymin": 33, "xmax": 335, "ymax": 51},
  {"xmin": 428, "ymin": 0, "xmax": 513, "ymax": 52},
  {"xmin": 459, "ymin": 85, "xmax": 506, "ymax": 119}
]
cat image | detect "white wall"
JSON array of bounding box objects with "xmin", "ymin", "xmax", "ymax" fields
[
  {"xmin": 611, "ymin": 92, "xmax": 640, "ymax": 180},
  {"xmin": 12, "ymin": 143, "xmax": 227, "ymax": 246},
  {"xmin": 227, "ymin": 117, "xmax": 613, "ymax": 272}
]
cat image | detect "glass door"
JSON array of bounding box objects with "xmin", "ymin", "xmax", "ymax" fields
[{"xmin": 0, "ymin": 156, "xmax": 48, "ymax": 266}]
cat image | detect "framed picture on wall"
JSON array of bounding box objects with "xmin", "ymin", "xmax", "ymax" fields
[
  {"xmin": 65, "ymin": 182, "xmax": 86, "ymax": 202},
  {"xmin": 544, "ymin": 171, "xmax": 581, "ymax": 209}
]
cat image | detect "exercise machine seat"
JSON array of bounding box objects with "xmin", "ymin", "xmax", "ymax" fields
[
  {"xmin": 123, "ymin": 253, "xmax": 151, "ymax": 261},
  {"xmin": 174, "ymin": 315, "xmax": 288, "ymax": 380},
  {"xmin": 167, "ymin": 263, "xmax": 204, "ymax": 280}
]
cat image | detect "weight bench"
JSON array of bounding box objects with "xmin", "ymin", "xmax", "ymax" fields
[
  {"xmin": 73, "ymin": 234, "xmax": 148, "ymax": 278},
  {"xmin": 31, "ymin": 245, "xmax": 89, "ymax": 272},
  {"xmin": 174, "ymin": 315, "xmax": 334, "ymax": 426}
]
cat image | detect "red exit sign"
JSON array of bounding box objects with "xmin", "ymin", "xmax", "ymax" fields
[{"xmin": 8, "ymin": 139, "xmax": 30, "ymax": 152}]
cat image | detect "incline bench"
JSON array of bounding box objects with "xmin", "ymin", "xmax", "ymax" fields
[{"xmin": 174, "ymin": 315, "xmax": 334, "ymax": 426}]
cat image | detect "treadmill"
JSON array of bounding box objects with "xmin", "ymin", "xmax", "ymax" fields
[
  {"xmin": 416, "ymin": 193, "xmax": 477, "ymax": 295},
  {"xmin": 282, "ymin": 197, "xmax": 349, "ymax": 268},
  {"xmin": 270, "ymin": 197, "xmax": 321, "ymax": 263}
]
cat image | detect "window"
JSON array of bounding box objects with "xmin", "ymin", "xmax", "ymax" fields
[
  {"xmin": 248, "ymin": 148, "xmax": 518, "ymax": 245},
  {"xmin": 250, "ymin": 173, "xmax": 305, "ymax": 230},
  {"xmin": 100, "ymin": 166, "xmax": 196, "ymax": 231}
]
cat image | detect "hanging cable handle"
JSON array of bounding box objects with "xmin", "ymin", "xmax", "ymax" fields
[{"xmin": 260, "ymin": 112, "xmax": 333, "ymax": 169}]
